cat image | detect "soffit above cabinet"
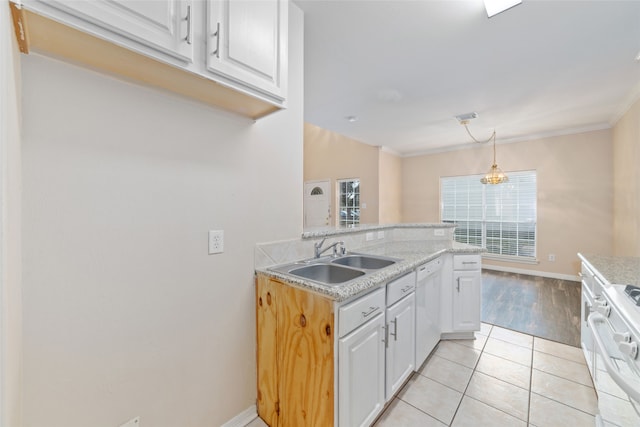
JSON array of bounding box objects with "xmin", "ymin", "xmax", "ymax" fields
[{"xmin": 10, "ymin": 1, "xmax": 287, "ymax": 120}]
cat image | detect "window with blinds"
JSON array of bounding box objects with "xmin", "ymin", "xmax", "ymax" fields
[{"xmin": 441, "ymin": 171, "xmax": 537, "ymax": 259}]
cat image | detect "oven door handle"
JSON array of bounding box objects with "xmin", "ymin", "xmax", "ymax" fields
[{"xmin": 588, "ymin": 312, "xmax": 640, "ymax": 403}]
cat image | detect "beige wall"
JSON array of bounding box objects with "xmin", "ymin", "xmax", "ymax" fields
[
  {"xmin": 613, "ymin": 98, "xmax": 640, "ymax": 256},
  {"xmin": 304, "ymin": 123, "xmax": 380, "ymax": 225},
  {"xmin": 379, "ymin": 149, "xmax": 402, "ymax": 224},
  {"xmin": 1, "ymin": 2, "xmax": 23, "ymax": 427},
  {"xmin": 19, "ymin": 5, "xmax": 303, "ymax": 427},
  {"xmin": 402, "ymin": 129, "xmax": 613, "ymax": 276}
]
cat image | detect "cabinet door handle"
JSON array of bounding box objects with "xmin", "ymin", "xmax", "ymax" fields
[
  {"xmin": 390, "ymin": 318, "xmax": 398, "ymax": 341},
  {"xmin": 211, "ymin": 22, "xmax": 220, "ymax": 58},
  {"xmin": 184, "ymin": 5, "xmax": 192, "ymax": 44},
  {"xmin": 456, "ymin": 277, "xmax": 460, "ymax": 292},
  {"xmin": 362, "ymin": 306, "xmax": 379, "ymax": 318}
]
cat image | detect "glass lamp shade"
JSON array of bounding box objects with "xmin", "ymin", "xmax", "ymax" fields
[{"xmin": 480, "ymin": 164, "xmax": 509, "ymax": 184}]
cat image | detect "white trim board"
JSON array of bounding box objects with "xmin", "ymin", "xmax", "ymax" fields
[
  {"xmin": 220, "ymin": 405, "xmax": 260, "ymax": 427},
  {"xmin": 482, "ymin": 264, "xmax": 580, "ymax": 282}
]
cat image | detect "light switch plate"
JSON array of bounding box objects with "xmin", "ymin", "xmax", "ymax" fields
[
  {"xmin": 434, "ymin": 229, "xmax": 445, "ymax": 236},
  {"xmin": 209, "ymin": 230, "xmax": 224, "ymax": 254}
]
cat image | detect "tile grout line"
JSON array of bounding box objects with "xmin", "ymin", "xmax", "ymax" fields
[
  {"xmin": 446, "ymin": 326, "xmax": 492, "ymax": 426},
  {"xmin": 527, "ymin": 339, "xmax": 534, "ymax": 426}
]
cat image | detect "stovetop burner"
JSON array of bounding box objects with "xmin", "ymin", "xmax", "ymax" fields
[{"xmin": 624, "ymin": 285, "xmax": 640, "ymax": 306}]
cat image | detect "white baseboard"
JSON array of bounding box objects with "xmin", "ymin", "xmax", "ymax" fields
[
  {"xmin": 221, "ymin": 405, "xmax": 258, "ymax": 427},
  {"xmin": 482, "ymin": 264, "xmax": 580, "ymax": 282}
]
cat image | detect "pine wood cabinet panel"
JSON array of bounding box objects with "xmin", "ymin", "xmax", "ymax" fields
[
  {"xmin": 256, "ymin": 276, "xmax": 279, "ymax": 426},
  {"xmin": 278, "ymin": 283, "xmax": 334, "ymax": 426},
  {"xmin": 256, "ymin": 275, "xmax": 334, "ymax": 427}
]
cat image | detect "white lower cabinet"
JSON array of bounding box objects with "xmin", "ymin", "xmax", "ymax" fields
[
  {"xmin": 441, "ymin": 254, "xmax": 482, "ymax": 336},
  {"xmin": 452, "ymin": 255, "xmax": 482, "ymax": 332},
  {"xmin": 385, "ymin": 292, "xmax": 416, "ymax": 399},
  {"xmin": 338, "ymin": 287, "xmax": 386, "ymax": 427},
  {"xmin": 338, "ymin": 312, "xmax": 386, "ymax": 427}
]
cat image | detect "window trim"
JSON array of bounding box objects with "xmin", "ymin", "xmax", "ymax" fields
[{"xmin": 337, "ymin": 178, "xmax": 360, "ymax": 228}]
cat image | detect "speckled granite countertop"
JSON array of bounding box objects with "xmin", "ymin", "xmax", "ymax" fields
[
  {"xmin": 257, "ymin": 241, "xmax": 483, "ymax": 302},
  {"xmin": 301, "ymin": 223, "xmax": 455, "ymax": 239},
  {"xmin": 578, "ymin": 253, "xmax": 640, "ymax": 287}
]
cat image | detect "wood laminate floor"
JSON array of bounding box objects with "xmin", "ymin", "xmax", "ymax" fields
[{"xmin": 481, "ymin": 270, "xmax": 582, "ymax": 347}]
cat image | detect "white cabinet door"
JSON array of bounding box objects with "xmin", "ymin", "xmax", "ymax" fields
[
  {"xmin": 452, "ymin": 271, "xmax": 481, "ymax": 331},
  {"xmin": 386, "ymin": 293, "xmax": 416, "ymax": 400},
  {"xmin": 339, "ymin": 313, "xmax": 386, "ymax": 427},
  {"xmin": 207, "ymin": 0, "xmax": 287, "ymax": 102},
  {"xmin": 34, "ymin": 0, "xmax": 194, "ymax": 62}
]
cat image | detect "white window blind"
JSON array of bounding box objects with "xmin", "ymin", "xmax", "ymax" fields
[{"xmin": 441, "ymin": 171, "xmax": 537, "ymax": 259}]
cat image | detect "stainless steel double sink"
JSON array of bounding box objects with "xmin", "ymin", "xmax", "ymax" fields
[{"xmin": 268, "ymin": 253, "xmax": 400, "ymax": 286}]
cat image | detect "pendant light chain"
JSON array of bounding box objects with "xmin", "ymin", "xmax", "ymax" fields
[{"xmin": 459, "ymin": 120, "xmax": 508, "ymax": 184}]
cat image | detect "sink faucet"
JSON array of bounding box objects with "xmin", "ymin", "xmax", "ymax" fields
[{"xmin": 314, "ymin": 238, "xmax": 346, "ymax": 258}]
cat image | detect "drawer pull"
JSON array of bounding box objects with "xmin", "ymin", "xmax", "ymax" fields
[
  {"xmin": 362, "ymin": 306, "xmax": 380, "ymax": 318},
  {"xmin": 462, "ymin": 261, "xmax": 477, "ymax": 265},
  {"xmin": 401, "ymin": 285, "xmax": 413, "ymax": 293}
]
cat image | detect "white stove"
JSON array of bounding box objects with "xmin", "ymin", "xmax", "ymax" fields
[{"xmin": 587, "ymin": 283, "xmax": 640, "ymax": 426}]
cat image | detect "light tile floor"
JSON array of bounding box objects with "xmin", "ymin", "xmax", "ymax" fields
[
  {"xmin": 248, "ymin": 323, "xmax": 596, "ymax": 427},
  {"xmin": 374, "ymin": 323, "xmax": 597, "ymax": 427}
]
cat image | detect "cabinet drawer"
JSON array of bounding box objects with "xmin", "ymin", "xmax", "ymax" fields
[
  {"xmin": 387, "ymin": 272, "xmax": 417, "ymax": 306},
  {"xmin": 339, "ymin": 288, "xmax": 385, "ymax": 338},
  {"xmin": 453, "ymin": 255, "xmax": 481, "ymax": 271}
]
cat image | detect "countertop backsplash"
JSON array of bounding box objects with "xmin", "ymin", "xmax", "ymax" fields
[{"xmin": 254, "ymin": 223, "xmax": 455, "ymax": 270}]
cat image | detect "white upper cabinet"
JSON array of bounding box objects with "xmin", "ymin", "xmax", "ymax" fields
[
  {"xmin": 31, "ymin": 0, "xmax": 194, "ymax": 63},
  {"xmin": 207, "ymin": 0, "xmax": 287, "ymax": 103},
  {"xmin": 13, "ymin": 0, "xmax": 289, "ymax": 117}
]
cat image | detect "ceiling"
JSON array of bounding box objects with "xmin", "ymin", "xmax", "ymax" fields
[{"xmin": 295, "ymin": 0, "xmax": 640, "ymax": 156}]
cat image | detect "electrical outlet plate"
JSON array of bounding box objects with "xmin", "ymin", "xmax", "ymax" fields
[
  {"xmin": 366, "ymin": 232, "xmax": 374, "ymax": 241},
  {"xmin": 119, "ymin": 417, "xmax": 140, "ymax": 427},
  {"xmin": 548, "ymin": 254, "xmax": 556, "ymax": 262},
  {"xmin": 377, "ymin": 231, "xmax": 384, "ymax": 239},
  {"xmin": 209, "ymin": 230, "xmax": 224, "ymax": 254}
]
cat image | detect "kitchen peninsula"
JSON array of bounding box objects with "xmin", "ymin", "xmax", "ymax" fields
[{"xmin": 254, "ymin": 224, "xmax": 483, "ymax": 426}]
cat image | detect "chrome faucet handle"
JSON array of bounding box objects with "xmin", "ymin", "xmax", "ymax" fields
[
  {"xmin": 314, "ymin": 237, "xmax": 327, "ymax": 257},
  {"xmin": 333, "ymin": 241, "xmax": 346, "ymax": 256},
  {"xmin": 314, "ymin": 237, "xmax": 326, "ymax": 250}
]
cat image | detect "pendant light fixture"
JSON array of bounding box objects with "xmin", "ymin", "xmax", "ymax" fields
[
  {"xmin": 479, "ymin": 133, "xmax": 509, "ymax": 184},
  {"xmin": 455, "ymin": 113, "xmax": 509, "ymax": 185}
]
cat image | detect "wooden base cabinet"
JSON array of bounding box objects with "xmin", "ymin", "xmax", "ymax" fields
[
  {"xmin": 257, "ymin": 272, "xmax": 417, "ymax": 426},
  {"xmin": 256, "ymin": 275, "xmax": 334, "ymax": 427}
]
